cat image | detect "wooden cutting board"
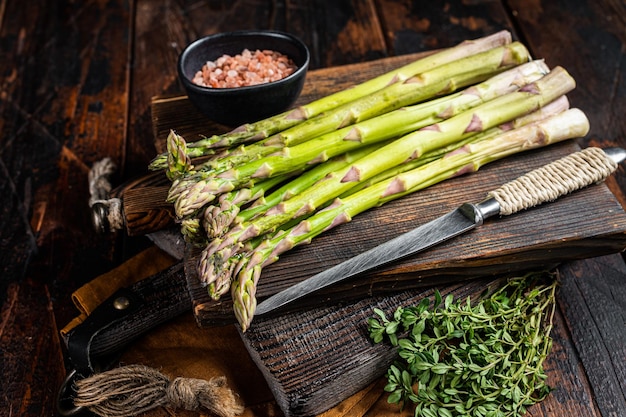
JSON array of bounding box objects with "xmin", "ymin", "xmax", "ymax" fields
[
  {"xmin": 151, "ymin": 52, "xmax": 626, "ymax": 416},
  {"xmin": 152, "ymin": 53, "xmax": 626, "ymax": 326},
  {"xmin": 241, "ymin": 276, "xmax": 507, "ymax": 417}
]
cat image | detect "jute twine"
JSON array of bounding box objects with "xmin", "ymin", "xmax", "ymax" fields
[
  {"xmin": 488, "ymin": 147, "xmax": 617, "ymax": 215},
  {"xmin": 73, "ymin": 364, "xmax": 245, "ymax": 417}
]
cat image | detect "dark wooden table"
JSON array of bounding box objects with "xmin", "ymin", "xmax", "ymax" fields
[{"xmin": 1, "ymin": 1, "xmax": 625, "ymax": 416}]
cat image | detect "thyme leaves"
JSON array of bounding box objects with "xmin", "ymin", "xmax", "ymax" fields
[{"xmin": 368, "ymin": 272, "xmax": 557, "ymax": 417}]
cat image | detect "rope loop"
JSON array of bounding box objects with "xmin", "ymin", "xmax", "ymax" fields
[{"xmin": 74, "ymin": 365, "xmax": 244, "ymax": 417}]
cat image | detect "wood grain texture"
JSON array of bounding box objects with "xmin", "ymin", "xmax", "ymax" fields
[
  {"xmin": 506, "ymin": 0, "xmax": 626, "ymax": 208},
  {"xmin": 0, "ymin": 279, "xmax": 66, "ymax": 415},
  {"xmin": 374, "ymin": 0, "xmax": 513, "ymax": 54},
  {"xmin": 1, "ymin": 1, "xmax": 136, "ymax": 413},
  {"xmin": 557, "ymin": 255, "xmax": 626, "ymax": 417},
  {"xmin": 0, "ymin": 0, "xmax": 131, "ymax": 286},
  {"xmin": 110, "ymin": 170, "xmax": 174, "ymax": 235}
]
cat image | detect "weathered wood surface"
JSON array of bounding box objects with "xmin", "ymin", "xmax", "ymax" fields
[
  {"xmin": 242, "ymin": 260, "xmax": 622, "ymax": 417},
  {"xmin": 1, "ymin": 1, "xmax": 625, "ymax": 416}
]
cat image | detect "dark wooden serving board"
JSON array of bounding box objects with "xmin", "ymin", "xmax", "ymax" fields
[
  {"xmin": 152, "ymin": 52, "xmax": 626, "ymax": 326},
  {"xmin": 151, "ymin": 52, "xmax": 626, "ymax": 416}
]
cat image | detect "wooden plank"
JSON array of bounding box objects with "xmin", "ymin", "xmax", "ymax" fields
[
  {"xmin": 281, "ymin": 0, "xmax": 388, "ymax": 68},
  {"xmin": 0, "ymin": 0, "xmax": 131, "ymax": 284},
  {"xmin": 0, "ymin": 279, "xmax": 66, "ymax": 416},
  {"xmin": 557, "ymin": 255, "xmax": 626, "ymax": 416},
  {"xmin": 241, "ymin": 278, "xmax": 503, "ymax": 417},
  {"xmin": 1, "ymin": 0, "xmax": 133, "ymax": 412},
  {"xmin": 127, "ymin": 0, "xmax": 193, "ymax": 178},
  {"xmin": 507, "ymin": 0, "xmax": 626, "ymax": 207},
  {"xmin": 374, "ymin": 0, "xmax": 515, "ymax": 53}
]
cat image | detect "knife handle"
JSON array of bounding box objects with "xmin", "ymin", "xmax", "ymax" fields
[{"xmin": 485, "ymin": 147, "xmax": 624, "ymax": 216}]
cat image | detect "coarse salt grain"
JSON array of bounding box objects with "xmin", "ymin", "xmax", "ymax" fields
[{"xmin": 192, "ymin": 48, "xmax": 297, "ymax": 88}]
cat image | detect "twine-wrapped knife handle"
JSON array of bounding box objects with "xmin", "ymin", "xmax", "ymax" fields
[{"xmin": 487, "ymin": 147, "xmax": 624, "ymax": 216}]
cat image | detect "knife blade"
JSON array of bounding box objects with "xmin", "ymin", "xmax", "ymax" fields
[{"xmin": 255, "ymin": 146, "xmax": 626, "ymax": 316}]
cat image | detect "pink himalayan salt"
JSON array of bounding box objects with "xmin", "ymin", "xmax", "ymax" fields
[{"xmin": 192, "ymin": 48, "xmax": 297, "ymax": 88}]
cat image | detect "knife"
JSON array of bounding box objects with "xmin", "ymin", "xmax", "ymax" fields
[{"xmin": 255, "ymin": 146, "xmax": 626, "ymax": 316}]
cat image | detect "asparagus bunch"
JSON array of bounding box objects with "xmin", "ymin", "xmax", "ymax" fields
[
  {"xmin": 168, "ymin": 46, "xmax": 536, "ymax": 219},
  {"xmin": 203, "ymin": 67, "xmax": 575, "ymax": 262},
  {"xmin": 196, "ymin": 60, "xmax": 549, "ymax": 238},
  {"xmin": 149, "ymin": 31, "xmax": 513, "ymax": 170},
  {"xmin": 230, "ymin": 107, "xmax": 589, "ymax": 330}
]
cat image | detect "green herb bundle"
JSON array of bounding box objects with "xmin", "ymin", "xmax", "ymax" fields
[{"xmin": 368, "ymin": 272, "xmax": 557, "ymax": 417}]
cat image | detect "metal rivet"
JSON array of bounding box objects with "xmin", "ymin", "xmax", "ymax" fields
[{"xmin": 113, "ymin": 296, "xmax": 130, "ymax": 310}]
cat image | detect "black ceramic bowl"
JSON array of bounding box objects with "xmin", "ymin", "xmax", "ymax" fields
[{"xmin": 178, "ymin": 30, "xmax": 310, "ymax": 127}]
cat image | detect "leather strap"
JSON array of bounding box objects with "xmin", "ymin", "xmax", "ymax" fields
[{"xmin": 64, "ymin": 262, "xmax": 191, "ymax": 376}]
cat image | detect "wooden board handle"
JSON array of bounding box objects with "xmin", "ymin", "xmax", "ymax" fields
[{"xmin": 89, "ymin": 167, "xmax": 174, "ymax": 236}]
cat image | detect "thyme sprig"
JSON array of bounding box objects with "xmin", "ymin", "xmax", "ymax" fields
[{"xmin": 368, "ymin": 272, "xmax": 557, "ymax": 417}]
